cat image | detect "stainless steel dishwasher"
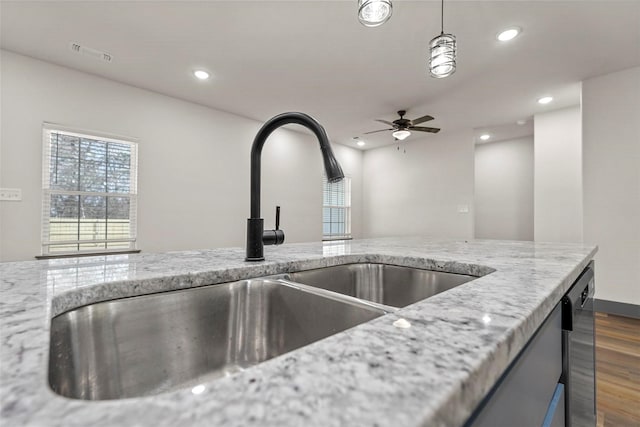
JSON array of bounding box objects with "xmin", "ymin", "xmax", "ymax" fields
[{"xmin": 561, "ymin": 261, "xmax": 596, "ymax": 427}]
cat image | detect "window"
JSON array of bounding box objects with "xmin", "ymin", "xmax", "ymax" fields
[
  {"xmin": 41, "ymin": 125, "xmax": 138, "ymax": 256},
  {"xmin": 322, "ymin": 175, "xmax": 351, "ymax": 240}
]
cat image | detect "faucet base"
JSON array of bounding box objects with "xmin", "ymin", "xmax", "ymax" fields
[{"xmin": 245, "ymin": 218, "xmax": 265, "ymax": 261}]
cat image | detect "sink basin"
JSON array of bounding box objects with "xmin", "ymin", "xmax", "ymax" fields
[
  {"xmin": 288, "ymin": 263, "xmax": 476, "ymax": 308},
  {"xmin": 48, "ymin": 278, "xmax": 386, "ymax": 400}
]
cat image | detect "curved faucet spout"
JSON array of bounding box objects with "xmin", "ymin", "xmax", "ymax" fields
[
  {"xmin": 249, "ymin": 112, "xmax": 344, "ymax": 219},
  {"xmin": 246, "ymin": 112, "xmax": 344, "ymax": 261}
]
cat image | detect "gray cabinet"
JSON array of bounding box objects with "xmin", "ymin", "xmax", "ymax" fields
[{"xmin": 466, "ymin": 304, "xmax": 563, "ymax": 427}]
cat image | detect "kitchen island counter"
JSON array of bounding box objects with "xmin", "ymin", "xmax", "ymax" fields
[{"xmin": 0, "ymin": 237, "xmax": 596, "ymax": 427}]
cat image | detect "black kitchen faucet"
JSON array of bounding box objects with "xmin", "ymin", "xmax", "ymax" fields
[{"xmin": 245, "ymin": 112, "xmax": 344, "ymax": 261}]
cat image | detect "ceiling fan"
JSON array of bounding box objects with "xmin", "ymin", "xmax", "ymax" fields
[{"xmin": 364, "ymin": 110, "xmax": 440, "ymax": 140}]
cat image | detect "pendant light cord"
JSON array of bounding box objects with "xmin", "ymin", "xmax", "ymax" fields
[{"xmin": 441, "ymin": 0, "xmax": 444, "ymax": 35}]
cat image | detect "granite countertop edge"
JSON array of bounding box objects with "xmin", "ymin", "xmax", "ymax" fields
[{"xmin": 0, "ymin": 237, "xmax": 598, "ymax": 427}]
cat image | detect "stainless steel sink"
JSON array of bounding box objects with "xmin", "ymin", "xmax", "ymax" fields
[
  {"xmin": 48, "ymin": 278, "xmax": 386, "ymax": 400},
  {"xmin": 288, "ymin": 263, "xmax": 476, "ymax": 308}
]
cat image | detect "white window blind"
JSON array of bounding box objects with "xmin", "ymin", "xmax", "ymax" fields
[
  {"xmin": 322, "ymin": 175, "xmax": 351, "ymax": 240},
  {"xmin": 41, "ymin": 125, "xmax": 138, "ymax": 255}
]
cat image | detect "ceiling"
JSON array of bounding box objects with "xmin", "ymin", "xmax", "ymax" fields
[
  {"xmin": 1, "ymin": 1, "xmax": 639, "ymax": 150},
  {"xmin": 474, "ymin": 119, "xmax": 534, "ymax": 145}
]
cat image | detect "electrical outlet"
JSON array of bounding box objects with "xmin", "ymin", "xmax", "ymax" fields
[{"xmin": 0, "ymin": 188, "xmax": 22, "ymax": 201}]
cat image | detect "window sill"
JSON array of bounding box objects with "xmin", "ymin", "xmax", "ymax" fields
[
  {"xmin": 35, "ymin": 249, "xmax": 141, "ymax": 260},
  {"xmin": 322, "ymin": 237, "xmax": 353, "ymax": 242}
]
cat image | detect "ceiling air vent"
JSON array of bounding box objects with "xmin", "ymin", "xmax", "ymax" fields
[{"xmin": 69, "ymin": 42, "xmax": 113, "ymax": 63}]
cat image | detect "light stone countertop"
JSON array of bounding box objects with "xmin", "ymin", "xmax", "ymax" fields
[{"xmin": 0, "ymin": 237, "xmax": 597, "ymax": 427}]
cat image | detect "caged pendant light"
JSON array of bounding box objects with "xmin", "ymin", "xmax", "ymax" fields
[
  {"xmin": 429, "ymin": 0, "xmax": 456, "ymax": 78},
  {"xmin": 358, "ymin": 0, "xmax": 393, "ymax": 27}
]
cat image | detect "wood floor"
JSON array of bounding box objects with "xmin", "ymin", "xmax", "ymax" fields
[{"xmin": 595, "ymin": 312, "xmax": 640, "ymax": 427}]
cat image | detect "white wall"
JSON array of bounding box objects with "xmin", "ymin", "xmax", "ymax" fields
[
  {"xmin": 0, "ymin": 50, "xmax": 363, "ymax": 261},
  {"xmin": 362, "ymin": 129, "xmax": 475, "ymax": 239},
  {"xmin": 474, "ymin": 136, "xmax": 534, "ymax": 241},
  {"xmin": 582, "ymin": 66, "xmax": 640, "ymax": 306},
  {"xmin": 534, "ymin": 106, "xmax": 583, "ymax": 243}
]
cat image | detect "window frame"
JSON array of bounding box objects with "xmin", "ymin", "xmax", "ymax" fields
[
  {"xmin": 322, "ymin": 174, "xmax": 352, "ymax": 241},
  {"xmin": 41, "ymin": 123, "xmax": 139, "ymax": 257}
]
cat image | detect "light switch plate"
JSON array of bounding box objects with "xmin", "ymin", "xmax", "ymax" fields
[
  {"xmin": 0, "ymin": 188, "xmax": 22, "ymax": 201},
  {"xmin": 457, "ymin": 204, "xmax": 469, "ymax": 213}
]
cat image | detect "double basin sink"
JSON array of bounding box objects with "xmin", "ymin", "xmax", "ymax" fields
[{"xmin": 49, "ymin": 263, "xmax": 476, "ymax": 400}]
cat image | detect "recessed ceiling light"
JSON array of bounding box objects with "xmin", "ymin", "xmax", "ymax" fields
[
  {"xmin": 353, "ymin": 137, "xmax": 366, "ymax": 146},
  {"xmin": 538, "ymin": 96, "xmax": 554, "ymax": 105},
  {"xmin": 497, "ymin": 27, "xmax": 521, "ymax": 42},
  {"xmin": 191, "ymin": 384, "xmax": 206, "ymax": 395},
  {"xmin": 480, "ymin": 134, "xmax": 491, "ymax": 141},
  {"xmin": 193, "ymin": 70, "xmax": 210, "ymax": 80}
]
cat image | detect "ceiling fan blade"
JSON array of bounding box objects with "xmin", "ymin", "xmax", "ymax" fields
[
  {"xmin": 410, "ymin": 126, "xmax": 441, "ymax": 133},
  {"xmin": 364, "ymin": 128, "xmax": 393, "ymax": 134},
  {"xmin": 375, "ymin": 119, "xmax": 395, "ymax": 126},
  {"xmin": 411, "ymin": 114, "xmax": 435, "ymax": 125}
]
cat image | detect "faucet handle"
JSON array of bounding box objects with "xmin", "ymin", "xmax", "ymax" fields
[{"xmin": 263, "ymin": 206, "xmax": 285, "ymax": 246}]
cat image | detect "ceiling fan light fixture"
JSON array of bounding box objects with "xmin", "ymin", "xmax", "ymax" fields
[
  {"xmin": 358, "ymin": 0, "xmax": 393, "ymax": 27},
  {"xmin": 392, "ymin": 130, "xmax": 411, "ymax": 140}
]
